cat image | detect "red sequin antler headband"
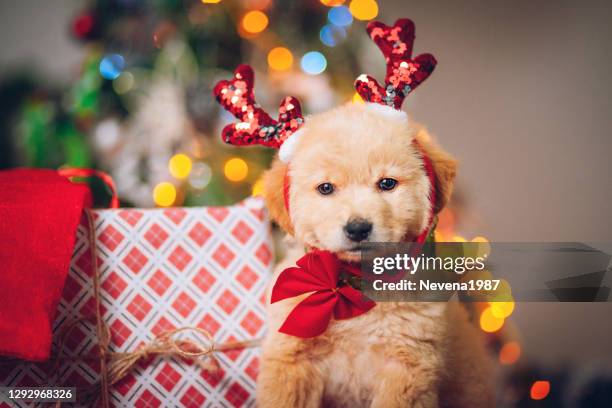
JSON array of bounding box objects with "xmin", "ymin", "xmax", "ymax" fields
[
  {"xmin": 213, "ymin": 64, "xmax": 304, "ymax": 151},
  {"xmin": 355, "ymin": 19, "xmax": 438, "ymax": 244},
  {"xmin": 355, "ymin": 18, "xmax": 437, "ymax": 110}
]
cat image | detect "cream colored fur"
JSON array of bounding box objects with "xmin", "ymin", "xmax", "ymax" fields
[{"xmin": 259, "ymin": 103, "xmax": 495, "ymax": 407}]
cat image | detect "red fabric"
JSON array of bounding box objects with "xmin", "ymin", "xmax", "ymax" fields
[
  {"xmin": 0, "ymin": 168, "xmax": 91, "ymax": 361},
  {"xmin": 271, "ymin": 250, "xmax": 375, "ymax": 338}
]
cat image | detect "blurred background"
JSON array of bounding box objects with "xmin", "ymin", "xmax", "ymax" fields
[{"xmin": 0, "ymin": 0, "xmax": 610, "ymax": 406}]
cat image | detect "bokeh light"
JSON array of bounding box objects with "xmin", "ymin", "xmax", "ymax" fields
[
  {"xmin": 242, "ymin": 11, "xmax": 269, "ymax": 34},
  {"xmin": 471, "ymin": 235, "xmax": 491, "ymax": 258},
  {"xmin": 301, "ymin": 51, "xmax": 327, "ymax": 75},
  {"xmin": 72, "ymin": 14, "xmax": 94, "ymax": 37},
  {"xmin": 352, "ymin": 92, "xmax": 364, "ymax": 104},
  {"xmin": 499, "ymin": 341, "xmax": 521, "ymax": 365},
  {"xmin": 452, "ymin": 235, "xmax": 467, "ymax": 242},
  {"xmin": 252, "ymin": 178, "xmax": 265, "ymax": 196},
  {"xmin": 189, "ymin": 162, "xmax": 212, "ymax": 189},
  {"xmin": 328, "ymin": 5, "xmax": 353, "ymax": 27},
  {"xmin": 201, "ymin": 0, "xmax": 221, "ymax": 3},
  {"xmin": 530, "ymin": 381, "xmax": 551, "ymax": 400},
  {"xmin": 153, "ymin": 182, "xmax": 177, "ymax": 207},
  {"xmin": 479, "ymin": 306, "xmax": 505, "ymax": 333},
  {"xmin": 349, "ymin": 0, "xmax": 378, "ymax": 21},
  {"xmin": 224, "ymin": 157, "xmax": 249, "ymax": 182},
  {"xmin": 320, "ymin": 24, "xmax": 347, "ymax": 47},
  {"xmin": 113, "ymin": 71, "xmax": 134, "ymax": 94},
  {"xmin": 169, "ymin": 153, "xmax": 193, "ymax": 179},
  {"xmin": 489, "ymin": 301, "xmax": 515, "ymax": 319},
  {"xmin": 93, "ymin": 119, "xmax": 121, "ymax": 151},
  {"xmin": 267, "ymin": 47, "xmax": 293, "ymax": 71},
  {"xmin": 467, "ymin": 270, "xmax": 494, "ymax": 283},
  {"xmin": 99, "ymin": 54, "xmax": 125, "ymax": 80},
  {"xmin": 320, "ymin": 0, "xmax": 345, "ymax": 6},
  {"xmin": 491, "ymin": 279, "xmax": 513, "ymax": 301}
]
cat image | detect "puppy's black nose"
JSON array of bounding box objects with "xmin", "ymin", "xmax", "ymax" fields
[{"xmin": 343, "ymin": 219, "xmax": 373, "ymax": 242}]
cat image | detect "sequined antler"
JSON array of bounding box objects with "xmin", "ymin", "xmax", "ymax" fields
[
  {"xmin": 213, "ymin": 65, "xmax": 304, "ymax": 148},
  {"xmin": 355, "ymin": 19, "xmax": 437, "ymax": 109}
]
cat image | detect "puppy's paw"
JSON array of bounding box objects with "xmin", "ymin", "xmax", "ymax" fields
[
  {"xmin": 370, "ymin": 359, "xmax": 440, "ymax": 408},
  {"xmin": 257, "ymin": 357, "xmax": 323, "ymax": 408}
]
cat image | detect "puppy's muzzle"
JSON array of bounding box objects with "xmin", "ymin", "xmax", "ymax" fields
[{"xmin": 343, "ymin": 218, "xmax": 373, "ymax": 242}]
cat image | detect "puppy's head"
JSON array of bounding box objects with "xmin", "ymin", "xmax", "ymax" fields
[{"xmin": 263, "ymin": 102, "xmax": 456, "ymax": 260}]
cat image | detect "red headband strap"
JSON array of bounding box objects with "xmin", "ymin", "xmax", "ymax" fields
[
  {"xmin": 413, "ymin": 141, "xmax": 437, "ymax": 243},
  {"xmin": 283, "ymin": 169, "xmax": 291, "ymax": 218}
]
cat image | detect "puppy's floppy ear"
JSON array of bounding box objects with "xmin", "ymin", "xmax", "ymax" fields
[
  {"xmin": 414, "ymin": 127, "xmax": 457, "ymax": 213},
  {"xmin": 262, "ymin": 158, "xmax": 294, "ymax": 235}
]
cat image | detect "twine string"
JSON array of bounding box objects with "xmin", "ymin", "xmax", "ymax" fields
[{"xmin": 45, "ymin": 210, "xmax": 262, "ymax": 407}]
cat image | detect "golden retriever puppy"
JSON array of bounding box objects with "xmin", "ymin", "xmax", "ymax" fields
[{"xmin": 257, "ymin": 102, "xmax": 496, "ymax": 407}]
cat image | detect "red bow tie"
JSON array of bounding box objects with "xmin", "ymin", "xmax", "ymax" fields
[{"xmin": 271, "ymin": 250, "xmax": 376, "ymax": 338}]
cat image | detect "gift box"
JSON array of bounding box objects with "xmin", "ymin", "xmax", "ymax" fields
[{"xmin": 0, "ymin": 197, "xmax": 272, "ymax": 407}]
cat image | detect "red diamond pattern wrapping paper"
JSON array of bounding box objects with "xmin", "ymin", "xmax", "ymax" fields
[{"xmin": 0, "ymin": 197, "xmax": 272, "ymax": 408}]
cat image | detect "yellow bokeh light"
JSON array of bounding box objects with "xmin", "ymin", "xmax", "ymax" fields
[
  {"xmin": 267, "ymin": 47, "xmax": 293, "ymax": 71},
  {"xmin": 489, "ymin": 301, "xmax": 515, "ymax": 319},
  {"xmin": 479, "ymin": 307, "xmax": 505, "ymax": 333},
  {"xmin": 320, "ymin": 0, "xmax": 346, "ymax": 6},
  {"xmin": 349, "ymin": 0, "xmax": 378, "ymax": 21},
  {"xmin": 224, "ymin": 158, "xmax": 249, "ymax": 182},
  {"xmin": 490, "ymin": 279, "xmax": 513, "ymax": 299},
  {"xmin": 471, "ymin": 236, "xmax": 491, "ymax": 258},
  {"xmin": 252, "ymin": 178, "xmax": 265, "ymax": 196},
  {"xmin": 452, "ymin": 235, "xmax": 467, "ymax": 242},
  {"xmin": 242, "ymin": 11, "xmax": 269, "ymax": 34},
  {"xmin": 352, "ymin": 92, "xmax": 364, "ymax": 104},
  {"xmin": 113, "ymin": 71, "xmax": 134, "ymax": 94},
  {"xmin": 201, "ymin": 0, "xmax": 221, "ymax": 3},
  {"xmin": 168, "ymin": 153, "xmax": 193, "ymax": 179},
  {"xmin": 499, "ymin": 341, "xmax": 521, "ymax": 365},
  {"xmin": 153, "ymin": 182, "xmax": 177, "ymax": 207},
  {"xmin": 466, "ymin": 269, "xmax": 493, "ymax": 282}
]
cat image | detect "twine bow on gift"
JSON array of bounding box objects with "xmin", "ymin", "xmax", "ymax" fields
[
  {"xmin": 53, "ymin": 318, "xmax": 260, "ymax": 407},
  {"xmin": 105, "ymin": 327, "xmax": 260, "ymax": 382}
]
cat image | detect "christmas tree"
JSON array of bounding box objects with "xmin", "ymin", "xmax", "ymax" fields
[{"xmin": 0, "ymin": 0, "xmax": 381, "ymax": 207}]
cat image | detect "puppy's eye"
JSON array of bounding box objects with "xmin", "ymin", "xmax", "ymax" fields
[
  {"xmin": 317, "ymin": 182, "xmax": 335, "ymax": 195},
  {"xmin": 378, "ymin": 178, "xmax": 398, "ymax": 191}
]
